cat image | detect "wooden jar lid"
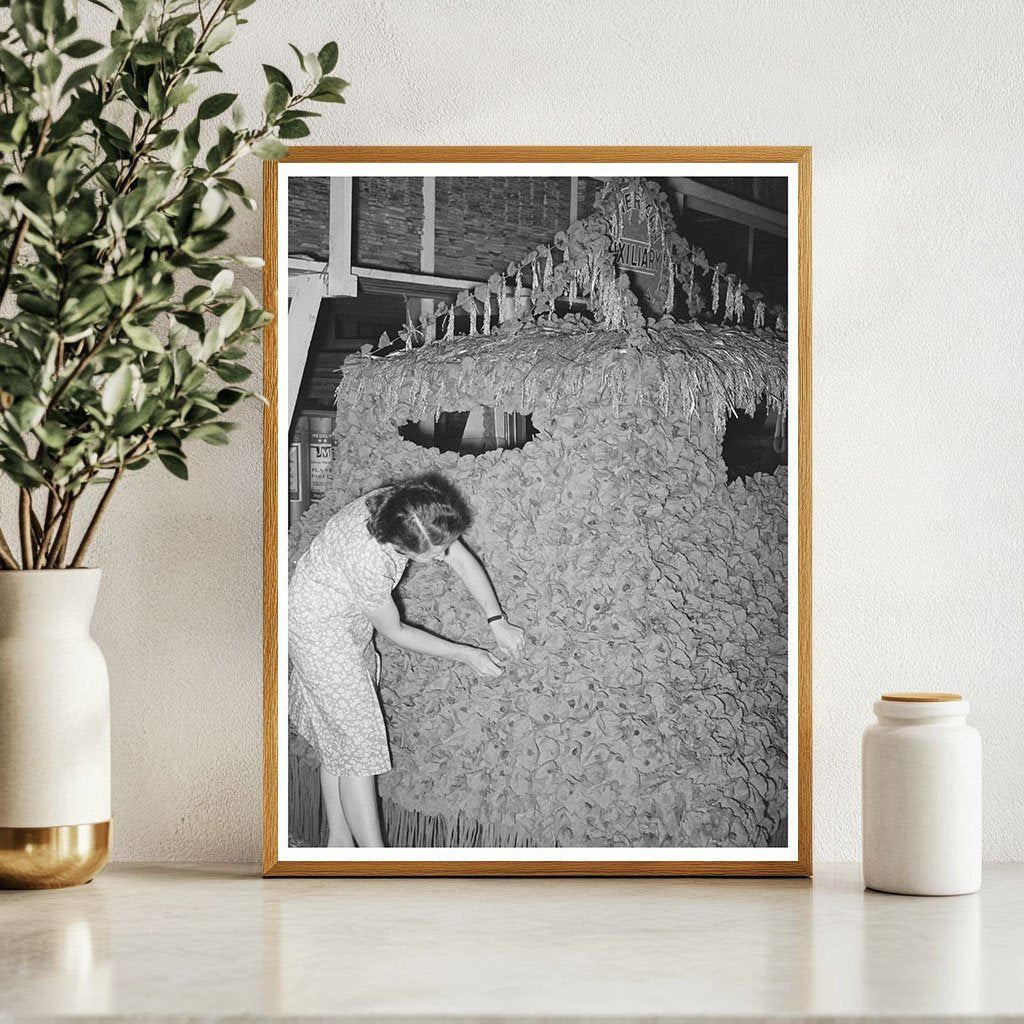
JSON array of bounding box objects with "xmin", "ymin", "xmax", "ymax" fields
[{"xmin": 881, "ymin": 692, "xmax": 962, "ymax": 702}]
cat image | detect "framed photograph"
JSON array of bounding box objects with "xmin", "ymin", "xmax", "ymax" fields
[{"xmin": 263, "ymin": 147, "xmax": 811, "ymax": 876}]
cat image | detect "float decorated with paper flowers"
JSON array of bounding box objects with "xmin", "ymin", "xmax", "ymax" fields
[{"xmin": 290, "ymin": 179, "xmax": 790, "ymax": 848}]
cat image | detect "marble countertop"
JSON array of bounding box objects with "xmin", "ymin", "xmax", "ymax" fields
[{"xmin": 2, "ymin": 862, "xmax": 1022, "ymax": 1021}]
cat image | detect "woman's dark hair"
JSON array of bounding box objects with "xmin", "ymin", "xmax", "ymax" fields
[{"xmin": 366, "ymin": 473, "xmax": 472, "ymax": 555}]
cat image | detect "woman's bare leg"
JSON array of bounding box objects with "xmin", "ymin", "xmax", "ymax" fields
[
  {"xmin": 338, "ymin": 774, "xmax": 386, "ymax": 847},
  {"xmin": 319, "ymin": 765, "xmax": 355, "ymax": 847}
]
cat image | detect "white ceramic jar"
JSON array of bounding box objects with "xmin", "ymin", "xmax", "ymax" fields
[{"xmin": 862, "ymin": 693, "xmax": 981, "ymax": 895}]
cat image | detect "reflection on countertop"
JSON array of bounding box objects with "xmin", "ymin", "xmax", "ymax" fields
[{"xmin": 2, "ymin": 863, "xmax": 1021, "ymax": 1019}]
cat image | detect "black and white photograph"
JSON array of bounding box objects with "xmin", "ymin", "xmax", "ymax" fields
[{"xmin": 266, "ymin": 152, "xmax": 810, "ymax": 875}]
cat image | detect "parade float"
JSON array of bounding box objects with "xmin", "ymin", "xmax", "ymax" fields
[{"xmin": 289, "ymin": 179, "xmax": 790, "ymax": 848}]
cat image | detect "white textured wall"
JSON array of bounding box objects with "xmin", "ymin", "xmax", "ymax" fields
[{"xmin": 66, "ymin": 0, "xmax": 1024, "ymax": 862}]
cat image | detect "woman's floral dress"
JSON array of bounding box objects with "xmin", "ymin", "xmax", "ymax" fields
[{"xmin": 289, "ymin": 491, "xmax": 409, "ymax": 777}]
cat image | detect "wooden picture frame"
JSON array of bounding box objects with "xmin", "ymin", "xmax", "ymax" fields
[{"xmin": 263, "ymin": 147, "xmax": 812, "ymax": 877}]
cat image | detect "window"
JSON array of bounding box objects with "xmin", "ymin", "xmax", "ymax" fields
[
  {"xmin": 722, "ymin": 400, "xmax": 787, "ymax": 482},
  {"xmin": 399, "ymin": 407, "xmax": 538, "ymax": 456}
]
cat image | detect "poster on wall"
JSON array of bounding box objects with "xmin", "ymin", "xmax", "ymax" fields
[{"xmin": 263, "ymin": 147, "xmax": 812, "ymax": 877}]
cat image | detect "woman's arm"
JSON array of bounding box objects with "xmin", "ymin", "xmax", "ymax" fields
[
  {"xmin": 366, "ymin": 596, "xmax": 502, "ymax": 676},
  {"xmin": 443, "ymin": 539, "xmax": 502, "ymax": 618},
  {"xmin": 443, "ymin": 539, "xmax": 525, "ymax": 658}
]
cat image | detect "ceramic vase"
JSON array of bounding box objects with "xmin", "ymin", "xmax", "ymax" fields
[{"xmin": 0, "ymin": 569, "xmax": 111, "ymax": 888}]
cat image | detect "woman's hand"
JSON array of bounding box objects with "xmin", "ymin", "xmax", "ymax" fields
[
  {"xmin": 490, "ymin": 618, "xmax": 525, "ymax": 661},
  {"xmin": 459, "ymin": 646, "xmax": 504, "ymax": 677}
]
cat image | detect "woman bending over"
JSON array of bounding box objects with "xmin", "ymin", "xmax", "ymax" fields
[{"xmin": 289, "ymin": 473, "xmax": 525, "ymax": 847}]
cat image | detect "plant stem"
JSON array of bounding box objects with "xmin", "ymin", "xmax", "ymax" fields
[
  {"xmin": 0, "ymin": 527, "xmax": 19, "ymax": 570},
  {"xmin": 18, "ymin": 489, "xmax": 34, "ymax": 569},
  {"xmin": 46, "ymin": 299, "xmax": 140, "ymax": 414},
  {"xmin": 36, "ymin": 487, "xmax": 65, "ymax": 566},
  {"xmin": 45, "ymin": 492, "xmax": 79, "ymax": 569},
  {"xmin": 0, "ymin": 113, "xmax": 52, "ymax": 309},
  {"xmin": 0, "ymin": 216, "xmax": 30, "ymax": 311},
  {"xmin": 42, "ymin": 489, "xmax": 56, "ymax": 533},
  {"xmin": 70, "ymin": 466, "xmax": 124, "ymax": 568}
]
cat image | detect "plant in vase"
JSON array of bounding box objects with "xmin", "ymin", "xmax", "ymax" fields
[{"xmin": 0, "ymin": 0, "xmax": 346, "ymax": 887}]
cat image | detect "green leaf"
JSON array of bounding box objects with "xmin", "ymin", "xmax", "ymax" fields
[
  {"xmin": 60, "ymin": 63, "xmax": 97, "ymax": 96},
  {"xmin": 318, "ymin": 75, "xmax": 349, "ymax": 93},
  {"xmin": 98, "ymin": 118, "xmax": 132, "ymax": 148},
  {"xmin": 251, "ymin": 137, "xmax": 287, "ymax": 160},
  {"xmin": 214, "ymin": 362, "xmax": 251, "ymax": 384},
  {"xmin": 154, "ymin": 429, "xmax": 182, "ymax": 452},
  {"xmin": 210, "ymin": 268, "xmax": 234, "ymax": 294},
  {"xmin": 182, "ymin": 284, "xmax": 212, "ymax": 309},
  {"xmin": 9, "ymin": 399, "xmax": 45, "ymax": 432},
  {"xmin": 218, "ymin": 295, "xmax": 246, "ymax": 339},
  {"xmin": 123, "ymin": 322, "xmax": 164, "ymax": 353},
  {"xmin": 121, "ymin": 0, "xmax": 151, "ymax": 33},
  {"xmin": 101, "ymin": 277, "xmax": 134, "ymax": 308},
  {"xmin": 176, "ymin": 311, "xmax": 206, "ymax": 333},
  {"xmin": 34, "ymin": 421, "xmax": 70, "ymax": 449},
  {"xmin": 173, "ymin": 27, "xmax": 196, "ymax": 65},
  {"xmin": 17, "ymin": 293, "xmax": 58, "ymax": 317},
  {"xmin": 156, "ymin": 359, "xmax": 173, "ymax": 392},
  {"xmin": 101, "ymin": 365, "xmax": 133, "ymax": 415},
  {"xmin": 0, "ymin": 421, "xmax": 30, "ymax": 457},
  {"xmin": 1, "ymin": 456, "xmax": 46, "ymax": 487},
  {"xmin": 132, "ymin": 42, "xmax": 169, "ymax": 66},
  {"xmin": 63, "ymin": 38, "xmax": 104, "ymax": 58},
  {"xmin": 299, "ymin": 50, "xmax": 320, "ymax": 79},
  {"xmin": 278, "ymin": 120, "xmax": 310, "ymax": 140},
  {"xmin": 203, "ymin": 16, "xmax": 236, "ymax": 53},
  {"xmin": 112, "ymin": 405, "xmax": 151, "ymax": 435},
  {"xmin": 198, "ymin": 91, "xmax": 236, "ymax": 119},
  {"xmin": 112, "ymin": 190, "xmax": 145, "ymax": 230},
  {"xmin": 0, "ymin": 346, "xmax": 30, "ymax": 371},
  {"xmin": 158, "ymin": 452, "xmax": 188, "ymax": 479},
  {"xmin": 264, "ymin": 82, "xmax": 288, "ymax": 117},
  {"xmin": 41, "ymin": 0, "xmax": 65, "ymax": 32},
  {"xmin": 150, "ymin": 128, "xmax": 177, "ymax": 149},
  {"xmin": 38, "ymin": 51, "xmax": 63, "ymax": 86},
  {"xmin": 196, "ymin": 186, "xmax": 227, "ymax": 228},
  {"xmin": 262, "ymin": 64, "xmax": 292, "ymax": 94},
  {"xmin": 309, "ymin": 87, "xmax": 346, "ymax": 104},
  {"xmin": 96, "ymin": 43, "xmax": 127, "ymax": 80},
  {"xmin": 0, "ymin": 50, "xmax": 33, "ymax": 87},
  {"xmin": 10, "ymin": 1, "xmax": 44, "ymax": 51},
  {"xmin": 63, "ymin": 288, "xmax": 108, "ymax": 327},
  {"xmin": 189, "ymin": 422, "xmax": 231, "ymax": 445},
  {"xmin": 181, "ymin": 365, "xmax": 206, "ymax": 391},
  {"xmin": 215, "ymin": 388, "xmax": 247, "ymax": 408},
  {"xmin": 166, "ymin": 82, "xmax": 199, "ymax": 107},
  {"xmin": 317, "ymin": 41, "xmax": 339, "ymax": 75}
]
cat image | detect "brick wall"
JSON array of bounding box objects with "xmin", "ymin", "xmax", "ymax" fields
[
  {"xmin": 287, "ymin": 177, "xmax": 330, "ymax": 259},
  {"xmin": 353, "ymin": 177, "xmax": 424, "ymax": 272},
  {"xmin": 434, "ymin": 177, "xmax": 572, "ymax": 279},
  {"xmin": 286, "ymin": 175, "xmax": 637, "ymax": 276}
]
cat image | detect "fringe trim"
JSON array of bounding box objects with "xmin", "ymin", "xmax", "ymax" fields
[
  {"xmin": 288, "ymin": 746, "xmax": 325, "ymax": 847},
  {"xmin": 383, "ymin": 799, "xmax": 533, "ymax": 849}
]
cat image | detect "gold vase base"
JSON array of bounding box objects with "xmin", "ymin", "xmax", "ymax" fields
[{"xmin": 0, "ymin": 821, "xmax": 110, "ymax": 889}]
